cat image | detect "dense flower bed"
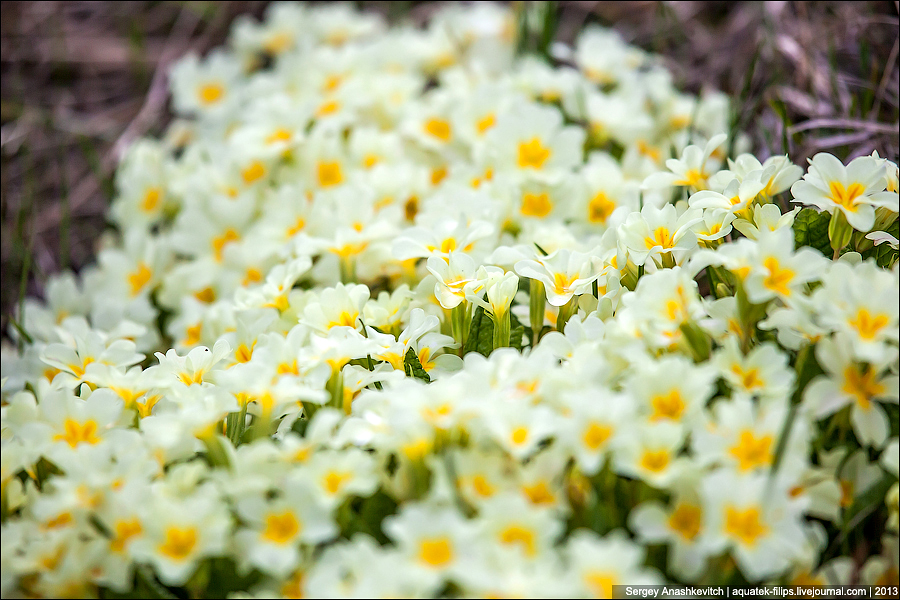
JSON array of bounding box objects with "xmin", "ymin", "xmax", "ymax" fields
[{"xmin": 2, "ymin": 2, "xmax": 898, "ymax": 598}]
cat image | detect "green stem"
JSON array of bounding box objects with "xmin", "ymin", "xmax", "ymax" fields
[
  {"xmin": 828, "ymin": 209, "xmax": 853, "ymax": 259},
  {"xmin": 339, "ymin": 255, "xmax": 356, "ymax": 283},
  {"xmin": 492, "ymin": 310, "xmax": 511, "ymax": 350},
  {"xmin": 679, "ymin": 321, "xmax": 711, "ymax": 362},
  {"xmin": 529, "ymin": 279, "xmax": 546, "ymax": 346},
  {"xmin": 201, "ymin": 435, "xmax": 231, "ymax": 470},
  {"xmin": 556, "ymin": 296, "xmax": 578, "ymax": 332},
  {"xmin": 451, "ymin": 303, "xmax": 471, "ymax": 356},
  {"xmin": 326, "ymin": 369, "xmax": 344, "ymax": 410}
]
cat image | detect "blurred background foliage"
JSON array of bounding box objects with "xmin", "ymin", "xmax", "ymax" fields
[{"xmin": 2, "ymin": 1, "xmax": 898, "ymax": 338}]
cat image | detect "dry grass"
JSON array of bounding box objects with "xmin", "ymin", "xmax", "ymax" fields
[{"xmin": 2, "ymin": 1, "xmax": 898, "ymax": 336}]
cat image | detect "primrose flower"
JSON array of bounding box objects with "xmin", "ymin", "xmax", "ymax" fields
[
  {"xmin": 642, "ymin": 133, "xmax": 727, "ymax": 192},
  {"xmin": 803, "ymin": 335, "xmax": 899, "ymax": 448},
  {"xmin": 565, "ymin": 530, "xmax": 662, "ymax": 598},
  {"xmin": 710, "ymin": 153, "xmax": 803, "ymax": 198},
  {"xmin": 168, "ymin": 50, "xmax": 243, "ymax": 117},
  {"xmin": 742, "ymin": 228, "xmax": 826, "ymax": 304},
  {"xmin": 693, "ymin": 396, "xmax": 809, "ymax": 478},
  {"xmin": 712, "ymin": 336, "xmax": 796, "ymax": 403},
  {"xmin": 383, "ymin": 503, "xmax": 482, "ymax": 586},
  {"xmin": 392, "ymin": 216, "xmax": 495, "ymax": 261},
  {"xmin": 732, "ymin": 203, "xmax": 798, "ymax": 240},
  {"xmin": 689, "ymin": 176, "xmax": 766, "ymax": 217},
  {"xmin": 515, "ymin": 249, "xmax": 598, "ymax": 307},
  {"xmin": 426, "ymin": 251, "xmax": 485, "ymax": 310},
  {"xmin": 700, "ymin": 471, "xmax": 807, "ymax": 581},
  {"xmin": 625, "ymin": 354, "xmax": 716, "ymax": 425},
  {"xmin": 613, "ymin": 422, "xmax": 689, "ymax": 488},
  {"xmin": 486, "ymin": 101, "xmax": 586, "ymax": 179},
  {"xmin": 130, "ymin": 488, "xmax": 231, "ymax": 585},
  {"xmin": 152, "ymin": 339, "xmax": 232, "ymax": 388},
  {"xmin": 630, "ymin": 487, "xmax": 715, "ymax": 582},
  {"xmin": 791, "ymin": 153, "xmax": 897, "ymax": 231},
  {"xmin": 811, "ymin": 260, "xmax": 899, "ymax": 363},
  {"xmin": 466, "ymin": 270, "xmax": 519, "ymax": 319},
  {"xmin": 476, "ymin": 493, "xmax": 563, "ymax": 560},
  {"xmin": 234, "ymin": 479, "xmax": 337, "ymax": 578},
  {"xmin": 617, "ymin": 203, "xmax": 702, "ymax": 267},
  {"xmin": 18, "ymin": 387, "xmax": 124, "ymax": 456},
  {"xmin": 301, "ymin": 283, "xmax": 370, "ymax": 333}
]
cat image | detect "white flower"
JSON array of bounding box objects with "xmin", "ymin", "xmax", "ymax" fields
[{"xmin": 791, "ymin": 153, "xmax": 896, "ymax": 231}]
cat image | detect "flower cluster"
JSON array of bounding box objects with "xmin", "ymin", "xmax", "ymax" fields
[{"xmin": 2, "ymin": 2, "xmax": 898, "ymax": 598}]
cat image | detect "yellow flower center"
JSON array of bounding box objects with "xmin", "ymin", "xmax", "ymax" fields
[
  {"xmin": 277, "ymin": 360, "xmax": 299, "ymax": 376},
  {"xmin": 588, "ymin": 191, "xmax": 616, "ymax": 224},
  {"xmin": 128, "ymin": 262, "xmax": 153, "ymax": 296},
  {"xmin": 402, "ymin": 438, "xmax": 431, "ymax": 460},
  {"xmin": 640, "ymin": 449, "xmax": 671, "ymax": 473},
  {"xmin": 67, "ymin": 356, "xmax": 95, "ymax": 378},
  {"xmin": 424, "ymin": 118, "xmax": 452, "ymax": 142},
  {"xmin": 848, "ymin": 308, "xmax": 889, "ymax": 341},
  {"xmin": 668, "ymin": 503, "xmax": 702, "ymax": 541},
  {"xmin": 45, "ymin": 512, "xmax": 73, "ymax": 529},
  {"xmin": 316, "ymin": 99, "xmax": 341, "ymax": 117},
  {"xmin": 499, "ymin": 525, "xmax": 537, "ymax": 557},
  {"xmin": 264, "ymin": 293, "xmax": 290, "ymax": 312},
  {"xmin": 471, "ymin": 475, "xmax": 495, "ymax": 498},
  {"xmin": 517, "ymin": 137, "xmax": 551, "ymax": 169},
  {"xmin": 235, "ymin": 343, "xmax": 255, "ymax": 363},
  {"xmin": 510, "ymin": 426, "xmax": 529, "ymax": 445},
  {"xmin": 583, "ymin": 572, "xmax": 618, "ymax": 599},
  {"xmin": 521, "ymin": 192, "xmax": 553, "ymax": 218},
  {"xmin": 419, "ymin": 537, "xmax": 454, "ymax": 567},
  {"xmin": 158, "ymin": 526, "xmax": 198, "ymax": 561},
  {"xmin": 582, "ymin": 422, "xmax": 613, "ymax": 450},
  {"xmin": 317, "ymin": 161, "xmax": 344, "ymax": 187},
  {"xmin": 729, "ymin": 430, "xmax": 773, "ymax": 471},
  {"xmin": 645, "ymin": 226, "xmax": 673, "ymax": 250},
  {"xmin": 261, "ymin": 511, "xmax": 301, "ymax": 544},
  {"xmin": 265, "ymin": 128, "xmax": 293, "ymax": 145},
  {"xmin": 329, "ymin": 310, "xmax": 358, "ymax": 329},
  {"xmin": 323, "ymin": 73, "xmax": 343, "ymax": 92},
  {"xmin": 828, "ymin": 181, "xmax": 865, "ymax": 210},
  {"xmin": 841, "ymin": 365, "xmax": 885, "ymax": 410},
  {"xmin": 141, "ymin": 187, "xmax": 162, "ymax": 212},
  {"xmin": 198, "ymin": 82, "xmax": 225, "ymax": 105},
  {"xmin": 762, "ymin": 256, "xmax": 794, "ymax": 296},
  {"xmin": 731, "ymin": 364, "xmax": 763, "ymax": 391},
  {"xmin": 362, "ymin": 153, "xmax": 380, "ymax": 169},
  {"xmin": 110, "ymin": 519, "xmax": 142, "ymax": 553},
  {"xmin": 724, "ymin": 505, "xmax": 768, "ymax": 546},
  {"xmin": 55, "ymin": 418, "xmax": 101, "ymax": 448},
  {"xmin": 675, "ymin": 168, "xmax": 705, "ymax": 188},
  {"xmin": 637, "ymin": 140, "xmax": 660, "ymax": 162},
  {"xmin": 650, "ymin": 389, "xmax": 685, "ymax": 421},
  {"xmin": 522, "ymin": 480, "xmax": 555, "ymax": 505},
  {"xmin": 184, "ymin": 322, "xmax": 202, "ymax": 347},
  {"xmin": 323, "ymin": 471, "xmax": 351, "ymax": 495},
  {"xmin": 241, "ymin": 161, "xmax": 267, "ymax": 184},
  {"xmin": 193, "ymin": 286, "xmax": 216, "ymax": 303},
  {"xmin": 212, "ymin": 228, "xmax": 241, "ymax": 261},
  {"xmin": 476, "ymin": 112, "xmax": 496, "ymax": 134}
]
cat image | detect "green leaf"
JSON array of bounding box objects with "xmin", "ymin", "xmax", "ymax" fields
[
  {"xmin": 792, "ymin": 208, "xmax": 833, "ymax": 256},
  {"xmin": 464, "ymin": 304, "xmax": 494, "ymax": 357},
  {"xmin": 403, "ymin": 346, "xmax": 431, "ymax": 383}
]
